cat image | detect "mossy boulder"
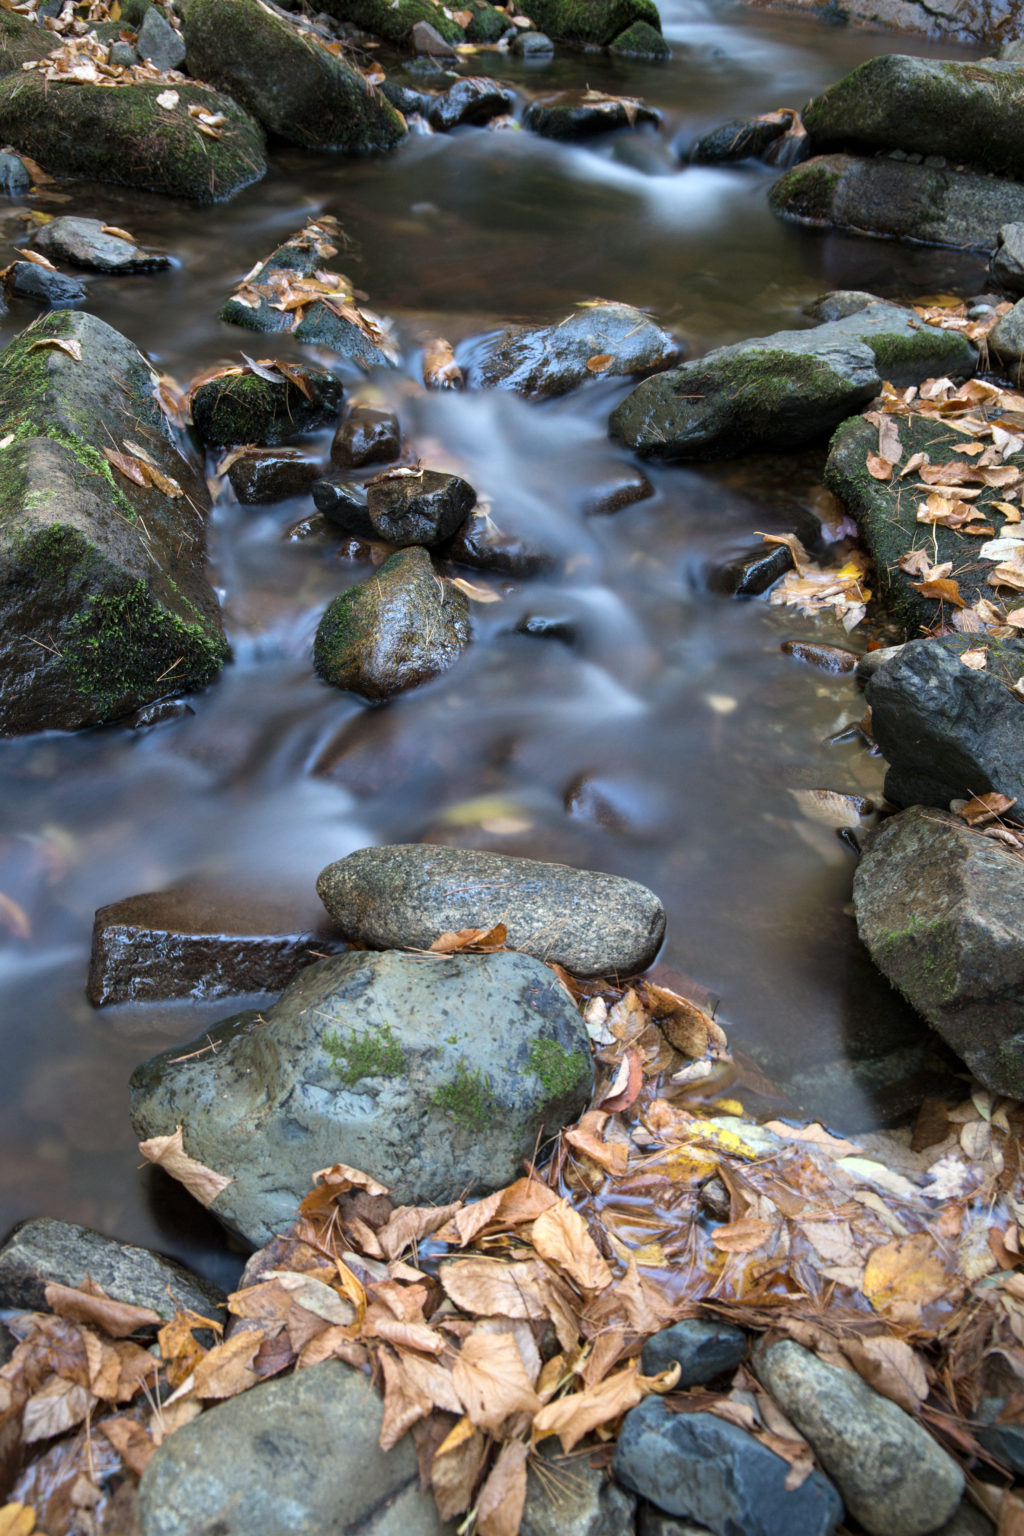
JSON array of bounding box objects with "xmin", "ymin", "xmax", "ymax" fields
[
  {"xmin": 771, "ymin": 153, "xmax": 1024, "ymax": 252},
  {"xmin": 465, "ymin": 1, "xmax": 509, "ymax": 40},
  {"xmin": 803, "ymin": 55, "xmax": 1024, "ymax": 179},
  {"xmin": 313, "ymin": 545, "xmax": 470, "ymax": 700},
  {"xmin": 190, "ymin": 364, "xmax": 342, "ymax": 447},
  {"xmin": 0, "ymin": 11, "xmax": 51, "ymax": 76},
  {"xmin": 0, "ymin": 75, "xmax": 265, "ymax": 202},
  {"xmin": 514, "ymin": 0, "xmax": 661, "ymax": 45},
  {"xmin": 609, "ymin": 20, "xmax": 670, "ymax": 57},
  {"xmin": 0, "ymin": 310, "xmax": 228, "ymax": 735},
  {"xmin": 317, "ymin": 0, "xmax": 464, "ymax": 45},
  {"xmin": 129, "ymin": 947, "xmax": 593, "ymax": 1245},
  {"xmin": 183, "ymin": 0, "xmax": 406, "ymax": 153}
]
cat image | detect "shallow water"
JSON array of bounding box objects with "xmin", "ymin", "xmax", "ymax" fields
[{"xmin": 0, "ymin": 0, "xmax": 987, "ymax": 1288}]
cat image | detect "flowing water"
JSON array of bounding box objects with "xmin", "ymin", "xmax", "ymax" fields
[{"xmin": 0, "ymin": 0, "xmax": 989, "ymax": 1289}]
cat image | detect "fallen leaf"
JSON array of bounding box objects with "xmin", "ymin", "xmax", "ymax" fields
[
  {"xmin": 43, "ymin": 1282, "xmax": 162, "ymax": 1339},
  {"xmin": 531, "ymin": 1200, "xmax": 612, "ymax": 1292},
  {"xmin": 596, "ymin": 1047, "xmax": 643, "ymax": 1114},
  {"xmin": 429, "ymin": 1416, "xmax": 487, "ymax": 1522},
  {"xmin": 532, "ymin": 1361, "xmax": 664, "ymax": 1451},
  {"xmin": 710, "ymin": 1218, "xmax": 776, "ymax": 1254},
  {"xmin": 137, "ymin": 1127, "xmax": 233, "ymax": 1207},
  {"xmin": 448, "ymin": 576, "xmax": 502, "ymax": 603},
  {"xmin": 22, "ymin": 1377, "xmax": 96, "ymax": 1443},
  {"xmin": 960, "ymin": 648, "xmax": 988, "ymax": 669},
  {"xmin": 842, "ymin": 1334, "xmax": 929, "ymax": 1412},
  {"xmin": 451, "ymin": 1331, "xmax": 541, "ymax": 1434},
  {"xmin": 156, "ymin": 89, "xmax": 178, "ymax": 108},
  {"xmin": 586, "ymin": 354, "xmax": 614, "ymax": 373},
  {"xmin": 422, "ymin": 337, "xmax": 463, "ymax": 390},
  {"xmin": 28, "ymin": 337, "xmax": 81, "ymax": 360},
  {"xmin": 959, "ymin": 792, "xmax": 1016, "ymax": 826},
  {"xmin": 863, "ymin": 1234, "xmax": 950, "ymax": 1314},
  {"xmin": 911, "ymin": 577, "xmax": 965, "ymax": 608},
  {"xmin": 0, "ymin": 1507, "xmax": 36, "ymax": 1536},
  {"xmin": 866, "ymin": 453, "xmax": 893, "ymax": 481},
  {"xmin": 476, "ymin": 1438, "xmax": 529, "ymax": 1536}
]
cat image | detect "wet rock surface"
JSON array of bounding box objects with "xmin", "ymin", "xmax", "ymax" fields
[
  {"xmin": 365, "ymin": 466, "xmax": 476, "ymax": 546},
  {"xmin": 524, "ymin": 90, "xmax": 661, "ymax": 139},
  {"xmin": 426, "ymin": 76, "xmax": 518, "ymax": 130},
  {"xmin": 332, "ymin": 403, "xmax": 401, "ymax": 467},
  {"xmin": 313, "ymin": 546, "xmax": 471, "ymax": 699},
  {"xmin": 991, "ymin": 223, "xmax": 1024, "ymax": 295},
  {"xmin": 316, "ymin": 843, "xmax": 666, "ymax": 976},
  {"xmin": 447, "ymin": 509, "xmax": 555, "ymax": 575},
  {"xmin": 641, "ymin": 1318, "xmax": 748, "ymax": 1385},
  {"xmin": 5, "ymin": 260, "xmax": 86, "ymax": 307},
  {"xmin": 0, "ymin": 149, "xmax": 29, "ymax": 192},
  {"xmin": 711, "ymin": 542, "xmax": 793, "ymax": 596},
  {"xmin": 320, "ymin": 0, "xmax": 464, "ymax": 46},
  {"xmin": 190, "ymin": 364, "xmax": 341, "ymax": 447},
  {"xmin": 609, "ymin": 20, "xmax": 671, "ymax": 57},
  {"xmin": 226, "ymin": 447, "xmax": 320, "ymax": 503},
  {"xmin": 466, "ymin": 301, "xmax": 678, "ymax": 398},
  {"xmin": 33, "ymin": 215, "xmax": 171, "ymax": 273},
  {"xmin": 312, "ymin": 475, "xmax": 376, "ymax": 536},
  {"xmin": 129, "ymin": 947, "xmax": 593, "ymax": 1244},
  {"xmin": 690, "ymin": 111, "xmax": 802, "ymax": 165}
]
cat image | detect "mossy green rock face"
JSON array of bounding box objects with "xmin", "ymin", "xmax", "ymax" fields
[
  {"xmin": 0, "ymin": 11, "xmax": 51, "ymax": 76},
  {"xmin": 190, "ymin": 365, "xmax": 342, "ymax": 447},
  {"xmin": 314, "ymin": 546, "xmax": 469, "ymax": 700},
  {"xmin": 771, "ymin": 153, "xmax": 1024, "ymax": 251},
  {"xmin": 465, "ymin": 2, "xmax": 509, "ymax": 41},
  {"xmin": 0, "ymin": 310, "xmax": 228, "ymax": 734},
  {"xmin": 803, "ymin": 56, "xmax": 1024, "ymax": 179},
  {"xmin": 0, "ymin": 75, "xmax": 265, "ymax": 202},
  {"xmin": 184, "ymin": 0, "xmax": 406, "ymax": 152},
  {"xmin": 854, "ymin": 806, "xmax": 1024, "ymax": 1098},
  {"xmin": 318, "ymin": 0, "xmax": 464, "ymax": 44},
  {"xmin": 611, "ymin": 302, "xmax": 976, "ymax": 460},
  {"xmin": 515, "ymin": 0, "xmax": 660, "ymax": 45},
  {"xmin": 128, "ymin": 948, "xmax": 593, "ymax": 1245},
  {"xmin": 609, "ymin": 20, "xmax": 670, "ymax": 57}
]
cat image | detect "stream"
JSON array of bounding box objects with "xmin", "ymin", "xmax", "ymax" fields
[{"xmin": 0, "ymin": 0, "xmax": 990, "ymax": 1291}]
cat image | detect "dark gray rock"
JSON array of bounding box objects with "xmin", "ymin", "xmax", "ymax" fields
[
  {"xmin": 5, "ymin": 261, "xmax": 86, "ymax": 308},
  {"xmin": 136, "ymin": 5, "xmax": 186, "ymax": 69},
  {"xmin": 332, "ymin": 404, "xmax": 401, "ymax": 468},
  {"xmin": 710, "ymin": 543, "xmax": 793, "ymax": 596},
  {"xmin": 411, "ymin": 18, "xmax": 458, "ymax": 53},
  {"xmin": 0, "ymin": 150, "xmax": 29, "ymax": 193},
  {"xmin": 448, "ymin": 511, "xmax": 554, "ymax": 576},
  {"xmin": 137, "ymin": 1361, "xmax": 447, "ymax": 1536},
  {"xmin": 366, "ymin": 466, "xmax": 476, "ymax": 547},
  {"xmin": 466, "ymin": 302, "xmax": 678, "ymax": 399},
  {"xmin": 312, "ymin": 476, "xmax": 375, "ymax": 537},
  {"xmin": 853, "ymin": 805, "xmax": 1024, "ymax": 1097},
  {"xmin": 609, "ymin": 20, "xmax": 670, "ymax": 58},
  {"xmin": 522, "ymin": 1443, "xmax": 636, "ymax": 1536},
  {"xmin": 802, "ymin": 56, "xmax": 1024, "ymax": 179},
  {"xmin": 641, "ymin": 1319, "xmax": 747, "ymax": 1386},
  {"xmin": 87, "ymin": 881, "xmax": 345, "ymax": 1006},
  {"xmin": 313, "ymin": 546, "xmax": 470, "ymax": 700},
  {"xmin": 0, "ymin": 1216, "xmax": 226, "ymax": 1323},
  {"xmin": 975, "ymin": 1410, "xmax": 1024, "ymax": 1477},
  {"xmin": 989, "ymin": 299, "xmax": 1024, "ymax": 367},
  {"xmin": 129, "ymin": 948, "xmax": 594, "ymax": 1244},
  {"xmin": 690, "ymin": 111, "xmax": 800, "ymax": 166},
  {"xmin": 190, "ymin": 363, "xmax": 341, "ymax": 448},
  {"xmin": 613, "ymin": 1398, "xmax": 843, "ymax": 1536},
  {"xmin": 428, "ymin": 76, "xmax": 516, "ymax": 131},
  {"xmin": 34, "ymin": 215, "xmax": 171, "ymax": 273},
  {"xmin": 581, "ymin": 461, "xmax": 653, "ymax": 516},
  {"xmin": 753, "ymin": 1338, "xmax": 963, "ymax": 1535},
  {"xmin": 514, "ymin": 0, "xmax": 661, "ymax": 46},
  {"xmin": 0, "ymin": 310, "xmax": 227, "ymax": 735},
  {"xmin": 865, "ymin": 635, "xmax": 1024, "ymax": 811},
  {"xmin": 523, "ymin": 90, "xmax": 660, "ymax": 140},
  {"xmin": 771, "ymin": 154, "xmax": 1024, "ymax": 252},
  {"xmin": 316, "ymin": 843, "xmax": 666, "ymax": 977},
  {"xmin": 637, "ymin": 1511, "xmax": 710, "ymax": 1536},
  {"xmin": 226, "ymin": 448, "xmax": 319, "ymax": 503},
  {"xmin": 991, "ymin": 224, "xmax": 1024, "ymax": 295},
  {"xmin": 611, "ymin": 302, "xmax": 975, "ymax": 460},
  {"xmin": 511, "ymin": 27, "xmax": 554, "ymax": 53}
]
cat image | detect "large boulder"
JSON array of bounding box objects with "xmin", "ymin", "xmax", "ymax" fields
[
  {"xmin": 514, "ymin": 0, "xmax": 661, "ymax": 45},
  {"xmin": 0, "ymin": 75, "xmax": 266, "ymax": 202},
  {"xmin": 0, "ymin": 310, "xmax": 228, "ymax": 734},
  {"xmin": 316, "ymin": 843, "xmax": 666, "ymax": 977},
  {"xmin": 802, "ymin": 56, "xmax": 1024, "ymax": 179},
  {"xmin": 609, "ymin": 303, "xmax": 975, "ymax": 460},
  {"xmin": 464, "ymin": 301, "xmax": 678, "ymax": 398},
  {"xmin": 183, "ymin": 0, "xmax": 407, "ymax": 153},
  {"xmin": 129, "ymin": 947, "xmax": 594, "ymax": 1245},
  {"xmin": 853, "ymin": 805, "xmax": 1024, "ymax": 1097},
  {"xmin": 770, "ymin": 154, "xmax": 1024, "ymax": 251},
  {"xmin": 317, "ymin": 0, "xmax": 465, "ymax": 44}
]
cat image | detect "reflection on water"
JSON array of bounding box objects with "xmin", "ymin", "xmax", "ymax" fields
[{"xmin": 0, "ymin": 0, "xmax": 982, "ymax": 1282}]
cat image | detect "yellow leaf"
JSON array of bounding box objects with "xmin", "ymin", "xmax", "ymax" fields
[
  {"xmin": 100, "ymin": 224, "xmax": 134, "ymax": 241},
  {"xmin": 863, "ymin": 1234, "xmax": 950, "ymax": 1314},
  {"xmin": 0, "ymin": 1505, "xmax": 37, "ymax": 1536}
]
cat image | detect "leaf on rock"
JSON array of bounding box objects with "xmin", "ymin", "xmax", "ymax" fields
[
  {"xmin": 42, "ymin": 1282, "xmax": 162, "ymax": 1340},
  {"xmin": 866, "ymin": 453, "xmax": 893, "ymax": 481},
  {"xmin": 156, "ymin": 89, "xmax": 178, "ymax": 108},
  {"xmin": 959, "ymin": 792, "xmax": 1016, "ymax": 826},
  {"xmin": 28, "ymin": 337, "xmax": 81, "ymax": 360},
  {"xmin": 137, "ymin": 1127, "xmax": 233, "ymax": 1207},
  {"xmin": 841, "ymin": 1334, "xmax": 929, "ymax": 1413},
  {"xmin": 428, "ymin": 924, "xmax": 508, "ymax": 954},
  {"xmin": 98, "ymin": 1415, "xmax": 155, "ymax": 1475},
  {"xmin": 375, "ymin": 1203, "xmax": 463, "ymax": 1263},
  {"xmin": 910, "ymin": 577, "xmax": 965, "ymax": 608}
]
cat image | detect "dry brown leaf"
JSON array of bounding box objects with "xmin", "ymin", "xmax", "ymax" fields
[
  {"xmin": 428, "ymin": 924, "xmax": 507, "ymax": 954},
  {"xmin": 181, "ymin": 1333, "xmax": 261, "ymax": 1401},
  {"xmin": 43, "ymin": 1282, "xmax": 161, "ymax": 1339},
  {"xmin": 841, "ymin": 1334, "xmax": 929, "ymax": 1412},
  {"xmin": 911, "ymin": 577, "xmax": 965, "ymax": 608},
  {"xmin": 448, "ymin": 576, "xmax": 502, "ymax": 604},
  {"xmin": 137, "ymin": 1127, "xmax": 232, "ymax": 1207},
  {"xmin": 429, "ymin": 1416, "xmax": 487, "ymax": 1522},
  {"xmin": 375, "ymin": 1203, "xmax": 463, "ymax": 1263},
  {"xmin": 440, "ymin": 1258, "xmax": 548, "ymax": 1320},
  {"xmin": 476, "ymin": 1439, "xmax": 529, "ymax": 1536},
  {"xmin": 586, "ymin": 353, "xmax": 614, "ymax": 373},
  {"xmin": 960, "ymin": 648, "xmax": 989, "ymax": 670},
  {"xmin": 711, "ymin": 1218, "xmax": 777, "ymax": 1254},
  {"xmin": 98, "ymin": 1414, "xmax": 155, "ymax": 1475},
  {"xmin": 531, "ymin": 1361, "xmax": 663, "ymax": 1451},
  {"xmin": 596, "ymin": 1048, "xmax": 643, "ymax": 1114},
  {"xmin": 28, "ymin": 336, "xmax": 81, "ymax": 361},
  {"xmin": 422, "ymin": 337, "xmax": 463, "ymax": 391},
  {"xmin": 762, "ymin": 1122, "xmax": 862, "ymax": 1157},
  {"xmin": 563, "ymin": 1113, "xmax": 630, "ymax": 1177},
  {"xmin": 22, "ymin": 1377, "xmax": 95, "ymax": 1443},
  {"xmin": 959, "ymin": 792, "xmax": 1016, "ymax": 826},
  {"xmin": 451, "ymin": 1331, "xmax": 542, "ymax": 1434},
  {"xmin": 531, "ymin": 1200, "xmax": 612, "ymax": 1292},
  {"xmin": 866, "ymin": 453, "xmax": 893, "ymax": 481}
]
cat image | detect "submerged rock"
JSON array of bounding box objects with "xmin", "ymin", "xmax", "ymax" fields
[
  {"xmin": 524, "ymin": 90, "xmax": 661, "ymax": 139},
  {"xmin": 4, "ymin": 260, "xmax": 86, "ymax": 308},
  {"xmin": 316, "ymin": 843, "xmax": 666, "ymax": 976},
  {"xmin": 313, "ymin": 546, "xmax": 470, "ymax": 700},
  {"xmin": 511, "ymin": 27, "xmax": 554, "ymax": 53},
  {"xmin": 129, "ymin": 948, "xmax": 593, "ymax": 1243},
  {"xmin": 34, "ymin": 215, "xmax": 171, "ymax": 274},
  {"xmin": 610, "ymin": 302, "xmax": 975, "ymax": 460},
  {"xmin": 771, "ymin": 154, "xmax": 1024, "ymax": 252},
  {"xmin": 465, "ymin": 301, "xmax": 678, "ymax": 398},
  {"xmin": 365, "ymin": 466, "xmax": 476, "ymax": 546},
  {"xmin": 0, "ymin": 76, "xmax": 266, "ymax": 202},
  {"xmin": 332, "ymin": 403, "xmax": 401, "ymax": 467},
  {"xmin": 753, "ymin": 1337, "xmax": 963, "ymax": 1536},
  {"xmin": 184, "ymin": 0, "xmax": 407, "ymax": 153},
  {"xmin": 0, "ymin": 310, "xmax": 228, "ymax": 734},
  {"xmin": 190, "ymin": 363, "xmax": 342, "ymax": 448},
  {"xmin": 854, "ymin": 805, "xmax": 1024, "ymax": 1098},
  {"xmin": 515, "ymin": 0, "xmax": 662, "ymax": 45}
]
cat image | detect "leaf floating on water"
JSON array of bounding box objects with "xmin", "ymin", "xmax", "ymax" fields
[
  {"xmin": 863, "ymin": 1233, "xmax": 951, "ymax": 1316},
  {"xmin": 710, "ymin": 1217, "xmax": 776, "ymax": 1254},
  {"xmin": 28, "ymin": 337, "xmax": 81, "ymax": 360},
  {"xmin": 448, "ymin": 575, "xmax": 501, "ymax": 603},
  {"xmin": 137, "ymin": 1126, "xmax": 233, "ymax": 1208}
]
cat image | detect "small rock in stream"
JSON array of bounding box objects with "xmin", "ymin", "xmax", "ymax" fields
[
  {"xmin": 226, "ymin": 448, "xmax": 320, "ymax": 503},
  {"xmin": 464, "ymin": 301, "xmax": 678, "ymax": 399},
  {"xmin": 511, "ymin": 27, "xmax": 554, "ymax": 54},
  {"xmin": 427, "ymin": 76, "xmax": 517, "ymax": 131},
  {"xmin": 411, "ymin": 18, "xmax": 458, "ymax": 54},
  {"xmin": 365, "ymin": 465, "xmax": 476, "ymax": 547},
  {"xmin": 0, "ymin": 150, "xmax": 30, "ymax": 193},
  {"xmin": 523, "ymin": 90, "xmax": 661, "ymax": 140},
  {"xmin": 514, "ymin": 0, "xmax": 662, "ymax": 46},
  {"xmin": 641, "ymin": 1318, "xmax": 748, "ymax": 1385},
  {"xmin": 448, "ymin": 510, "xmax": 556, "ymax": 575},
  {"xmin": 312, "ymin": 475, "xmax": 376, "ymax": 537},
  {"xmin": 780, "ymin": 639, "xmax": 858, "ymax": 674},
  {"xmin": 5, "ymin": 260, "xmax": 86, "ymax": 308},
  {"xmin": 710, "ymin": 543, "xmax": 792, "ymax": 596},
  {"xmin": 331, "ymin": 403, "xmax": 401, "ymax": 468},
  {"xmin": 191, "ymin": 363, "xmax": 341, "ymax": 448},
  {"xmin": 991, "ymin": 223, "xmax": 1024, "ymax": 295},
  {"xmin": 136, "ymin": 4, "xmax": 186, "ymax": 69},
  {"xmin": 34, "ymin": 215, "xmax": 171, "ymax": 273},
  {"xmin": 609, "ymin": 20, "xmax": 671, "ymax": 57},
  {"xmin": 690, "ymin": 111, "xmax": 802, "ymax": 165}
]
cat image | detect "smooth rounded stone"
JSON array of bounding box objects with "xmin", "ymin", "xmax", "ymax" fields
[
  {"xmin": 753, "ymin": 1338, "xmax": 963, "ymax": 1535},
  {"xmin": 802, "ymin": 55, "xmax": 1024, "ymax": 179},
  {"xmin": 514, "ymin": 0, "xmax": 661, "ymax": 45},
  {"xmin": 314, "ymin": 546, "xmax": 470, "ymax": 700},
  {"xmin": 129, "ymin": 948, "xmax": 593, "ymax": 1244},
  {"xmin": 447, "ymin": 510, "xmax": 555, "ymax": 576},
  {"xmin": 522, "ymin": 1442, "xmax": 637, "ymax": 1536},
  {"xmin": 0, "ymin": 1216, "xmax": 226, "ymax": 1323},
  {"xmin": 609, "ymin": 20, "xmax": 670, "ymax": 57},
  {"xmin": 0, "ymin": 77, "xmax": 266, "ymax": 203},
  {"xmin": 5, "ymin": 261, "xmax": 86, "ymax": 308},
  {"xmin": 108, "ymin": 39, "xmax": 139, "ymax": 64},
  {"xmin": 465, "ymin": 301, "xmax": 678, "ymax": 399},
  {"xmin": 771, "ymin": 154, "xmax": 1024, "ymax": 252},
  {"xmin": 226, "ymin": 448, "xmax": 319, "ymax": 504},
  {"xmin": 311, "ymin": 476, "xmax": 375, "ymax": 537},
  {"xmin": 690, "ymin": 111, "xmax": 798, "ymax": 165},
  {"xmin": 33, "ymin": 215, "xmax": 171, "ymax": 274},
  {"xmin": 183, "ymin": 0, "xmax": 406, "ymax": 152},
  {"xmin": 511, "ymin": 27, "xmax": 554, "ymax": 53},
  {"xmin": 191, "ymin": 365, "xmax": 342, "ymax": 448},
  {"xmin": 136, "ymin": 4, "xmax": 186, "ymax": 69},
  {"xmin": 136, "ymin": 1361, "xmax": 447, "ymax": 1536},
  {"xmin": 641, "ymin": 1319, "xmax": 747, "ymax": 1387},
  {"xmin": 428, "ymin": 76, "xmax": 517, "ymax": 130},
  {"xmin": 332, "ymin": 403, "xmax": 401, "ymax": 468},
  {"xmin": 412, "ymin": 18, "xmax": 459, "ymax": 53},
  {"xmin": 87, "ymin": 880, "xmax": 345, "ymax": 1006},
  {"xmin": 612, "ymin": 301, "xmax": 975, "ymax": 460},
  {"xmin": 990, "ymin": 224, "xmax": 1024, "ymax": 295},
  {"xmin": 366, "ymin": 466, "xmax": 476, "ymax": 547},
  {"xmin": 989, "ymin": 298, "xmax": 1024, "ymax": 366},
  {"xmin": 804, "ymin": 289, "xmax": 881, "ymax": 322},
  {"xmin": 614, "ymin": 1399, "xmax": 843, "ymax": 1536},
  {"xmin": 0, "ymin": 150, "xmax": 30, "ymax": 193},
  {"xmin": 854, "ymin": 804, "xmax": 1024, "ymax": 1098},
  {"xmin": 524, "ymin": 90, "xmax": 661, "ymax": 139},
  {"xmin": 710, "ymin": 543, "xmax": 792, "ymax": 597},
  {"xmin": 581, "ymin": 461, "xmax": 653, "ymax": 515},
  {"xmin": 316, "ymin": 843, "xmax": 666, "ymax": 977}
]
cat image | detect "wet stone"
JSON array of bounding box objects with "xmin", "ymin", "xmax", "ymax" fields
[
  {"xmin": 190, "ymin": 365, "xmax": 342, "ymax": 448},
  {"xmin": 5, "ymin": 261, "xmax": 86, "ymax": 308},
  {"xmin": 780, "ymin": 639, "xmax": 858, "ymax": 674},
  {"xmin": 366, "ymin": 466, "xmax": 476, "ymax": 547},
  {"xmin": 0, "ymin": 150, "xmax": 29, "ymax": 193},
  {"xmin": 331, "ymin": 403, "xmax": 401, "ymax": 468},
  {"xmin": 129, "ymin": 698, "xmax": 195, "ymax": 728},
  {"xmin": 108, "ymin": 39, "xmax": 138, "ymax": 64},
  {"xmin": 226, "ymin": 448, "xmax": 320, "ymax": 504},
  {"xmin": 427, "ymin": 76, "xmax": 517, "ymax": 130},
  {"xmin": 641, "ymin": 1318, "xmax": 748, "ymax": 1386},
  {"xmin": 448, "ymin": 510, "xmax": 554, "ymax": 576},
  {"xmin": 522, "ymin": 1442, "xmax": 637, "ymax": 1536},
  {"xmin": 804, "ymin": 289, "xmax": 882, "ymax": 322},
  {"xmin": 523, "ymin": 90, "xmax": 661, "ymax": 140},
  {"xmin": 690, "ymin": 112, "xmax": 799, "ymax": 165},
  {"xmin": 312, "ymin": 476, "xmax": 375, "ymax": 538},
  {"xmin": 609, "ymin": 20, "xmax": 670, "ymax": 57},
  {"xmin": 582, "ymin": 461, "xmax": 654, "ymax": 515},
  {"xmin": 34, "ymin": 215, "xmax": 171, "ymax": 273},
  {"xmin": 136, "ymin": 4, "xmax": 186, "ymax": 69},
  {"xmin": 710, "ymin": 543, "xmax": 792, "ymax": 597},
  {"xmin": 511, "ymin": 27, "xmax": 553, "ymax": 53},
  {"xmin": 466, "ymin": 301, "xmax": 678, "ymax": 399},
  {"xmin": 87, "ymin": 880, "xmax": 346, "ymax": 1006},
  {"xmin": 637, "ymin": 1509, "xmax": 711, "ymax": 1536},
  {"xmin": 516, "ymin": 612, "xmax": 576, "ymax": 642}
]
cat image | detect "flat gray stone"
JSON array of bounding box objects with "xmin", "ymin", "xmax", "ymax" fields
[
  {"xmin": 753, "ymin": 1339, "xmax": 963, "ymax": 1535},
  {"xmin": 34, "ymin": 215, "xmax": 171, "ymax": 273},
  {"xmin": 136, "ymin": 5, "xmax": 186, "ymax": 69},
  {"xmin": 640, "ymin": 1318, "xmax": 747, "ymax": 1386},
  {"xmin": 130, "ymin": 948, "xmax": 594, "ymax": 1245},
  {"xmin": 316, "ymin": 843, "xmax": 666, "ymax": 977},
  {"xmin": 467, "ymin": 302, "xmax": 678, "ymax": 398},
  {"xmin": 522, "ymin": 1443, "xmax": 636, "ymax": 1536}
]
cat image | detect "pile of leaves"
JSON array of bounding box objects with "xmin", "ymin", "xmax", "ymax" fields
[{"xmin": 762, "ymin": 530, "xmax": 872, "ymax": 631}]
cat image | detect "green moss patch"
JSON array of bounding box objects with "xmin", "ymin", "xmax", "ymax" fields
[
  {"xmin": 527, "ymin": 1037, "xmax": 588, "ymax": 1097},
  {"xmin": 323, "ymin": 1020, "xmax": 406, "ymax": 1085},
  {"xmin": 432, "ymin": 1058, "xmax": 497, "ymax": 1130}
]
